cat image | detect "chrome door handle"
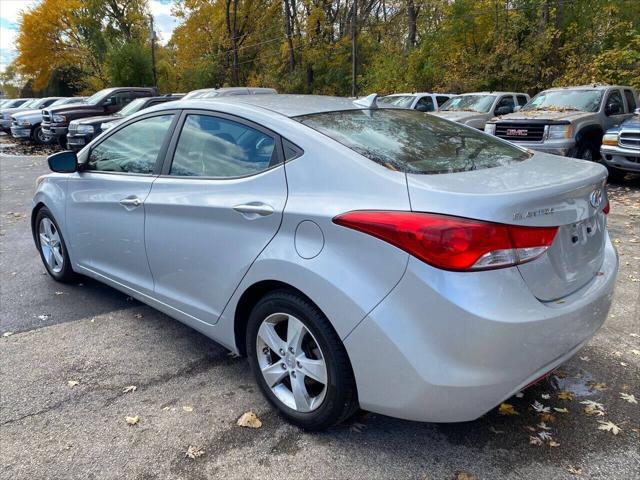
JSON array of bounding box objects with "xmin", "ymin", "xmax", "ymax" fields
[
  {"xmin": 119, "ymin": 196, "xmax": 142, "ymax": 208},
  {"xmin": 233, "ymin": 203, "xmax": 274, "ymax": 217}
]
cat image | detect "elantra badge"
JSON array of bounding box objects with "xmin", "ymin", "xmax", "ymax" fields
[{"xmin": 590, "ymin": 189, "xmax": 603, "ymax": 208}]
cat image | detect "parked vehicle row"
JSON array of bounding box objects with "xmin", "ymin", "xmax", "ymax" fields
[{"xmin": 11, "ymin": 98, "xmax": 86, "ymax": 143}]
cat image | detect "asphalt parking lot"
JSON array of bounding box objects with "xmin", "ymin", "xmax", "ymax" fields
[{"xmin": 1, "ymin": 136, "xmax": 639, "ymax": 480}]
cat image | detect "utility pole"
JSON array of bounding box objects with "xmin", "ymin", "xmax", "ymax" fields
[
  {"xmin": 351, "ymin": 0, "xmax": 357, "ymax": 97},
  {"xmin": 149, "ymin": 14, "xmax": 157, "ymax": 89}
]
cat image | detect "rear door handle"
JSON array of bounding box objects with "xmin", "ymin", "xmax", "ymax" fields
[
  {"xmin": 233, "ymin": 203, "xmax": 274, "ymax": 217},
  {"xmin": 119, "ymin": 196, "xmax": 142, "ymax": 209}
]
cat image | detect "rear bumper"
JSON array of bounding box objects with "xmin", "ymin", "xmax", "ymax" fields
[
  {"xmin": 10, "ymin": 126, "xmax": 31, "ymax": 138},
  {"xmin": 344, "ymin": 234, "xmax": 618, "ymax": 422},
  {"xmin": 600, "ymin": 145, "xmax": 640, "ymax": 173}
]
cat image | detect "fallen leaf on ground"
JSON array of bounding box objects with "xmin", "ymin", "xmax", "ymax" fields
[
  {"xmin": 539, "ymin": 413, "xmax": 556, "ymax": 423},
  {"xmin": 125, "ymin": 416, "xmax": 139, "ymax": 426},
  {"xmin": 579, "ymin": 356, "xmax": 589, "ymax": 361},
  {"xmin": 620, "ymin": 392, "xmax": 637, "ymax": 404},
  {"xmin": 237, "ymin": 411, "xmax": 262, "ymax": 428},
  {"xmin": 55, "ymin": 291, "xmax": 65, "ymax": 295},
  {"xmin": 37, "ymin": 314, "xmax": 50, "ymax": 321},
  {"xmin": 532, "ymin": 401, "xmax": 550, "ymax": 413},
  {"xmin": 133, "ymin": 313, "xmax": 143, "ymax": 319},
  {"xmin": 587, "ymin": 382, "xmax": 608, "ymax": 391},
  {"xmin": 122, "ymin": 385, "xmax": 137, "ymax": 394},
  {"xmin": 529, "ymin": 435, "xmax": 543, "ymax": 446},
  {"xmin": 67, "ymin": 380, "xmax": 79, "ymax": 387},
  {"xmin": 597, "ymin": 420, "xmax": 621, "ymax": 435},
  {"xmin": 554, "ymin": 407, "xmax": 569, "ymax": 413},
  {"xmin": 558, "ymin": 391, "xmax": 573, "ymax": 401},
  {"xmin": 2, "ymin": 332, "xmax": 13, "ymax": 337},
  {"xmin": 620, "ymin": 362, "xmax": 628, "ymax": 367},
  {"xmin": 489, "ymin": 426, "xmax": 504, "ymax": 434},
  {"xmin": 498, "ymin": 403, "xmax": 519, "ymax": 416},
  {"xmin": 538, "ymin": 431, "xmax": 553, "ymax": 441},
  {"xmin": 185, "ymin": 445, "xmax": 205, "ymax": 459},
  {"xmin": 454, "ymin": 471, "xmax": 476, "ymax": 480},
  {"xmin": 182, "ymin": 405, "xmax": 193, "ymax": 412},
  {"xmin": 631, "ymin": 349, "xmax": 640, "ymax": 356},
  {"xmin": 537, "ymin": 422, "xmax": 551, "ymax": 430},
  {"xmin": 566, "ymin": 465, "xmax": 583, "ymax": 476},
  {"xmin": 549, "ymin": 440, "xmax": 560, "ymax": 447},
  {"xmin": 541, "ymin": 393, "xmax": 550, "ymax": 400},
  {"xmin": 630, "ymin": 333, "xmax": 639, "ymax": 338}
]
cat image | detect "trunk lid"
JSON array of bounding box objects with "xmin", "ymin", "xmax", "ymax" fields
[{"xmin": 406, "ymin": 152, "xmax": 608, "ymax": 301}]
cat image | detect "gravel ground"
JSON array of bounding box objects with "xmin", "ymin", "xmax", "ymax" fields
[{"xmin": 1, "ymin": 135, "xmax": 639, "ymax": 480}]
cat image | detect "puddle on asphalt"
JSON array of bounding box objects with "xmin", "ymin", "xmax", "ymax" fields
[{"xmin": 549, "ymin": 369, "xmax": 599, "ymax": 397}]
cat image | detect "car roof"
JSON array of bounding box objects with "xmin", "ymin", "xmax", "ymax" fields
[
  {"xmin": 384, "ymin": 92, "xmax": 455, "ymax": 97},
  {"xmin": 454, "ymin": 92, "xmax": 526, "ymax": 96},
  {"xmin": 542, "ymin": 84, "xmax": 634, "ymax": 92},
  {"xmin": 169, "ymin": 94, "xmax": 363, "ymax": 118}
]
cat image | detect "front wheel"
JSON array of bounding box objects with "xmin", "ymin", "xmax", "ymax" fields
[
  {"xmin": 35, "ymin": 207, "xmax": 76, "ymax": 282},
  {"xmin": 32, "ymin": 126, "xmax": 47, "ymax": 144},
  {"xmin": 570, "ymin": 142, "xmax": 599, "ymax": 161},
  {"xmin": 246, "ymin": 290, "xmax": 358, "ymax": 430}
]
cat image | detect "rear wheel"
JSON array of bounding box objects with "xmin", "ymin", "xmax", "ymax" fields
[
  {"xmin": 246, "ymin": 290, "xmax": 358, "ymax": 430},
  {"xmin": 35, "ymin": 207, "xmax": 76, "ymax": 282}
]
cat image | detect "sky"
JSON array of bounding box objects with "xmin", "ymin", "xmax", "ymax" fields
[{"xmin": 0, "ymin": 0, "xmax": 181, "ymax": 73}]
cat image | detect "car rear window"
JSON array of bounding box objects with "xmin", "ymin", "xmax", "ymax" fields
[{"xmin": 297, "ymin": 109, "xmax": 531, "ymax": 174}]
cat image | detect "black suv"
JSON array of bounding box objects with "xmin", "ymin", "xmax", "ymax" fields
[
  {"xmin": 66, "ymin": 94, "xmax": 184, "ymax": 151},
  {"xmin": 42, "ymin": 87, "xmax": 158, "ymax": 146}
]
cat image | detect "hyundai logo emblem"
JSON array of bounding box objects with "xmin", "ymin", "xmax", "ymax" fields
[{"xmin": 590, "ymin": 189, "xmax": 603, "ymax": 208}]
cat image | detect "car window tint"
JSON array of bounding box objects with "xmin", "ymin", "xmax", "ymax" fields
[
  {"xmin": 86, "ymin": 114, "xmax": 174, "ymax": 174},
  {"xmin": 517, "ymin": 95, "xmax": 528, "ymax": 106},
  {"xmin": 624, "ymin": 90, "xmax": 637, "ymax": 112},
  {"xmin": 606, "ymin": 90, "xmax": 624, "ymax": 112},
  {"xmin": 170, "ymin": 114, "xmax": 276, "ymax": 177},
  {"xmin": 496, "ymin": 96, "xmax": 515, "ymax": 108},
  {"xmin": 436, "ymin": 96, "xmax": 450, "ymax": 107},
  {"xmin": 298, "ymin": 109, "xmax": 531, "ymax": 174},
  {"xmin": 416, "ymin": 96, "xmax": 435, "ymax": 112}
]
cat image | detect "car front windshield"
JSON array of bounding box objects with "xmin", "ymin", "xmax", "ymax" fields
[
  {"xmin": 378, "ymin": 96, "xmax": 415, "ymax": 108},
  {"xmin": 85, "ymin": 89, "xmax": 113, "ymax": 106},
  {"xmin": 523, "ymin": 90, "xmax": 603, "ymax": 112},
  {"xmin": 118, "ymin": 98, "xmax": 147, "ymax": 117},
  {"xmin": 440, "ymin": 95, "xmax": 496, "ymax": 113},
  {"xmin": 21, "ymin": 99, "xmax": 41, "ymax": 109},
  {"xmin": 297, "ymin": 109, "xmax": 530, "ymax": 174}
]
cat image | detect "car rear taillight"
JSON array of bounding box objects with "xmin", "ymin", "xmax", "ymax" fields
[
  {"xmin": 333, "ymin": 211, "xmax": 558, "ymax": 272},
  {"xmin": 603, "ymin": 200, "xmax": 610, "ymax": 215}
]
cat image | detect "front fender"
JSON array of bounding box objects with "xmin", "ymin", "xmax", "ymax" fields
[{"xmin": 31, "ymin": 175, "xmax": 69, "ymax": 250}]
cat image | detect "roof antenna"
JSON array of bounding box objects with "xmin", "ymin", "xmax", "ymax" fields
[{"xmin": 353, "ymin": 93, "xmax": 378, "ymax": 109}]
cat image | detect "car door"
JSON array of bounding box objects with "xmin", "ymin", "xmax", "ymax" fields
[
  {"xmin": 66, "ymin": 112, "xmax": 178, "ymax": 294},
  {"xmin": 603, "ymin": 89, "xmax": 628, "ymax": 129},
  {"xmin": 493, "ymin": 95, "xmax": 516, "ymax": 116},
  {"xmin": 144, "ymin": 111, "xmax": 288, "ymax": 325}
]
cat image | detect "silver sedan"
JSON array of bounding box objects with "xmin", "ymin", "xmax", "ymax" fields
[{"xmin": 33, "ymin": 94, "xmax": 618, "ymax": 430}]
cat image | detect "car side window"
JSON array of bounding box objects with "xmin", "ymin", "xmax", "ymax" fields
[
  {"xmin": 415, "ymin": 96, "xmax": 435, "ymax": 112},
  {"xmin": 516, "ymin": 95, "xmax": 528, "ymax": 106},
  {"xmin": 605, "ymin": 90, "xmax": 624, "ymax": 115},
  {"xmin": 495, "ymin": 96, "xmax": 515, "ymax": 112},
  {"xmin": 86, "ymin": 114, "xmax": 174, "ymax": 174},
  {"xmin": 436, "ymin": 96, "xmax": 450, "ymax": 108},
  {"xmin": 624, "ymin": 90, "xmax": 637, "ymax": 112},
  {"xmin": 169, "ymin": 114, "xmax": 277, "ymax": 178}
]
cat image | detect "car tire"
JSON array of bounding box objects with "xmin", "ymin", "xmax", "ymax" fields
[
  {"xmin": 35, "ymin": 207, "xmax": 77, "ymax": 283},
  {"xmin": 606, "ymin": 166, "xmax": 627, "ymax": 183},
  {"xmin": 571, "ymin": 142, "xmax": 599, "ymax": 161},
  {"xmin": 32, "ymin": 126, "xmax": 46, "ymax": 144},
  {"xmin": 246, "ymin": 289, "xmax": 358, "ymax": 430}
]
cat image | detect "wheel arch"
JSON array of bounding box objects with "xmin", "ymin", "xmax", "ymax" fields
[
  {"xmin": 234, "ymin": 279, "xmax": 323, "ymax": 356},
  {"xmin": 575, "ymin": 124, "xmax": 604, "ymax": 146}
]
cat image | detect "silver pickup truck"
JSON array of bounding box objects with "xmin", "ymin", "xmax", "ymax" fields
[
  {"xmin": 484, "ymin": 85, "xmax": 639, "ymax": 164},
  {"xmin": 431, "ymin": 92, "xmax": 530, "ymax": 129}
]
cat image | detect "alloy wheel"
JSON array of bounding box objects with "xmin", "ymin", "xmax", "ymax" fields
[
  {"xmin": 256, "ymin": 313, "xmax": 328, "ymax": 413},
  {"xmin": 39, "ymin": 217, "xmax": 64, "ymax": 273}
]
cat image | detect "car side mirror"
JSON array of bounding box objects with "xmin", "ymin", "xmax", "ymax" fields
[
  {"xmin": 634, "ymin": 107, "xmax": 640, "ymax": 115},
  {"xmin": 495, "ymin": 106, "xmax": 513, "ymax": 115},
  {"xmin": 48, "ymin": 150, "xmax": 78, "ymax": 173},
  {"xmin": 102, "ymin": 98, "xmax": 115, "ymax": 107},
  {"xmin": 605, "ymin": 103, "xmax": 622, "ymax": 116}
]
